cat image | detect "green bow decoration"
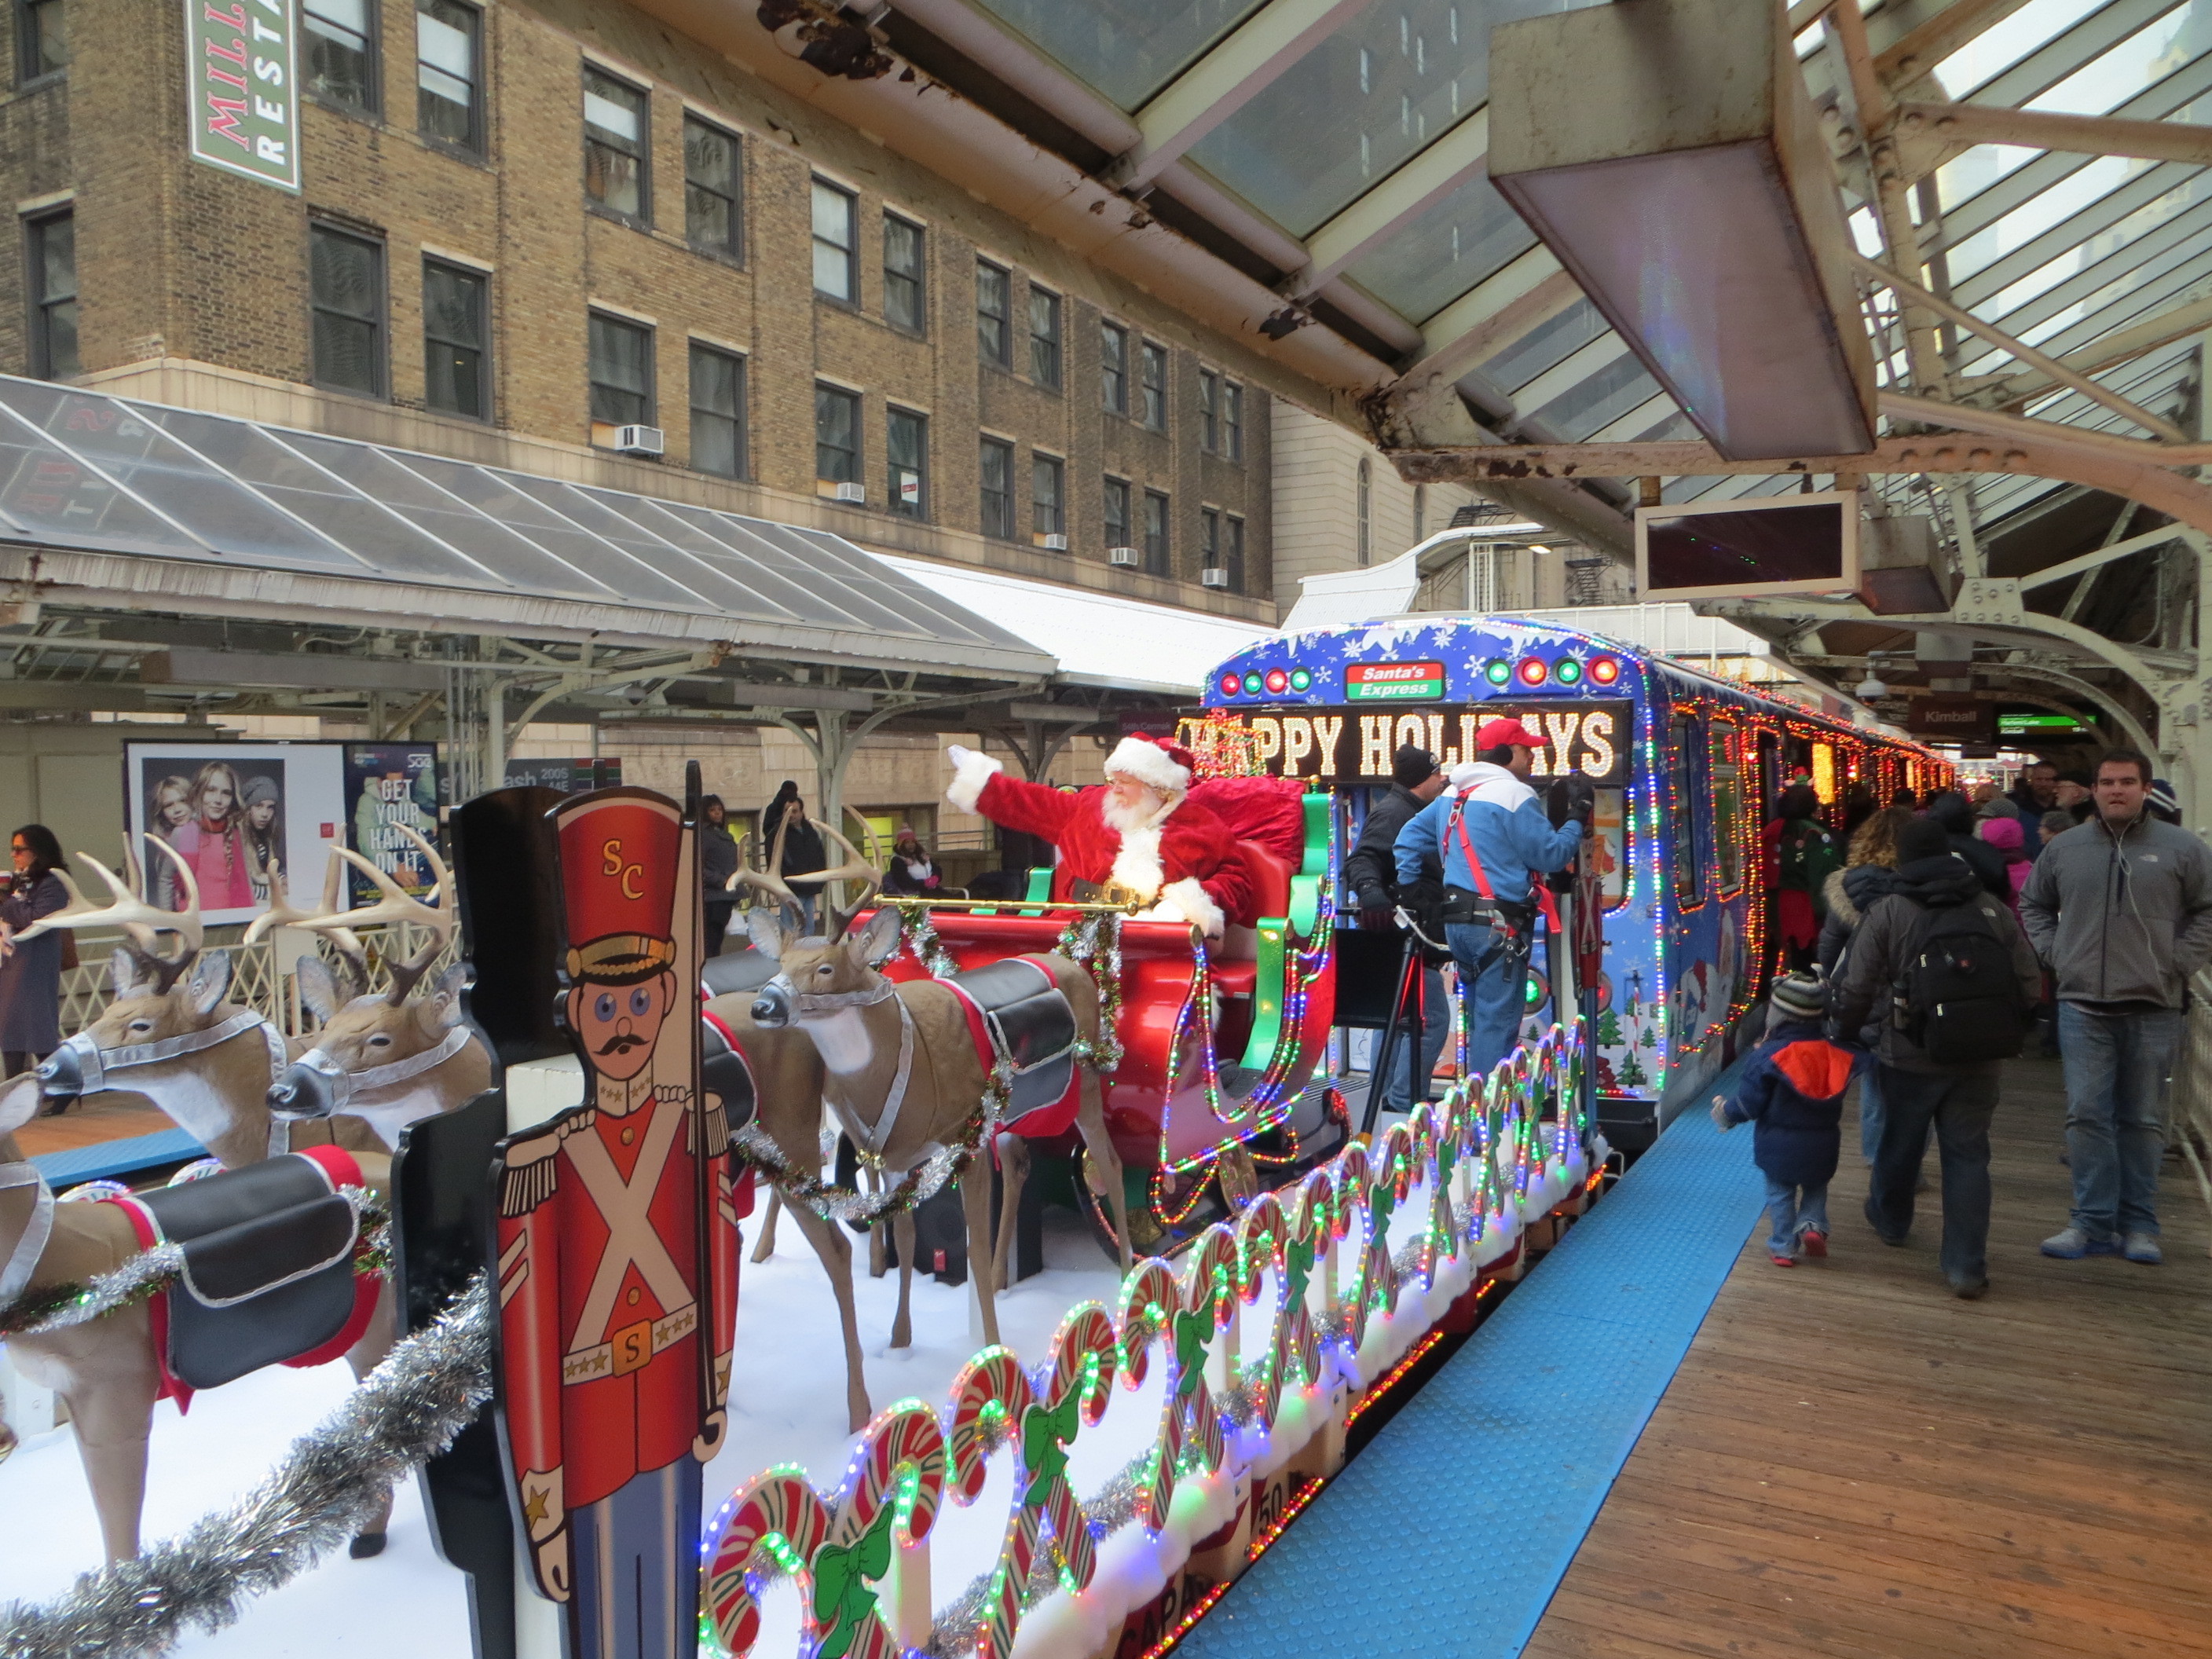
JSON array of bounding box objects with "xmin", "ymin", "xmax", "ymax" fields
[
  {"xmin": 1283, "ymin": 1231, "xmax": 1316, "ymax": 1309},
  {"xmin": 1171, "ymin": 1304, "xmax": 1214, "ymax": 1400},
  {"xmin": 1370, "ymin": 1174, "xmax": 1398, "ymax": 1236},
  {"xmin": 810, "ymin": 1503, "xmax": 896, "ymax": 1659},
  {"xmin": 1020, "ymin": 1392, "xmax": 1083, "ymax": 1507}
]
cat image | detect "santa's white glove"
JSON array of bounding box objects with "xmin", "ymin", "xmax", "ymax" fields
[{"xmin": 947, "ymin": 743, "xmax": 976, "ymax": 768}]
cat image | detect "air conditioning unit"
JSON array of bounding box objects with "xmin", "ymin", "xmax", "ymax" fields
[
  {"xmin": 832, "ymin": 482, "xmax": 866, "ymax": 504},
  {"xmin": 1041, "ymin": 533, "xmax": 1068, "ymax": 551},
  {"xmin": 1199, "ymin": 566, "xmax": 1229, "ymax": 588},
  {"xmin": 1108, "ymin": 547, "xmax": 1141, "ymax": 568},
  {"xmin": 613, "ymin": 424, "xmax": 664, "ymax": 457}
]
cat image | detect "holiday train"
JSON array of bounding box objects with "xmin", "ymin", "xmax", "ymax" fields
[{"xmin": 1201, "ymin": 615, "xmax": 1949, "ymax": 1148}]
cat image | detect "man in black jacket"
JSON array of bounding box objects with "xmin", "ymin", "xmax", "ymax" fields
[
  {"xmin": 1924, "ymin": 789, "xmax": 2009, "ymax": 899},
  {"xmin": 1344, "ymin": 745, "xmax": 1448, "ymax": 1113}
]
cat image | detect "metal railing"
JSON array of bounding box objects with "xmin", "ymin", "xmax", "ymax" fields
[
  {"xmin": 2167, "ymin": 970, "xmax": 2212, "ymax": 1246},
  {"xmin": 56, "ymin": 921, "xmax": 460, "ymax": 1040}
]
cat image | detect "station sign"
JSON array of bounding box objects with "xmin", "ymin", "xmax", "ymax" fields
[
  {"xmin": 1998, "ymin": 713, "xmax": 2088, "ymax": 735},
  {"xmin": 1907, "ymin": 697, "xmax": 1994, "ymax": 743},
  {"xmin": 1344, "ymin": 661, "xmax": 1446, "ymax": 702},
  {"xmin": 1238, "ymin": 700, "xmax": 1632, "ymax": 787},
  {"xmin": 186, "ymin": 0, "xmax": 302, "ymax": 193}
]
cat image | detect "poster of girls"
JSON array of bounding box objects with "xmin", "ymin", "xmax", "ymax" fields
[{"xmin": 126, "ymin": 743, "xmax": 347, "ymax": 927}]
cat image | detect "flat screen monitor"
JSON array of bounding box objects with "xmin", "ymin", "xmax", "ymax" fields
[{"xmin": 1635, "ymin": 491, "xmax": 1859, "ymax": 600}]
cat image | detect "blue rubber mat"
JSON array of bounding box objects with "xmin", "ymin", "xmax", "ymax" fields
[
  {"xmin": 1181, "ymin": 1102, "xmax": 1763, "ymax": 1659},
  {"xmin": 31, "ymin": 1128, "xmax": 203, "ymax": 1186}
]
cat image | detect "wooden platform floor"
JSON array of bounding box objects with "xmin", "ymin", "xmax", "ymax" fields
[
  {"xmin": 1526, "ymin": 1054, "xmax": 2212, "ymax": 1659},
  {"xmin": 11, "ymin": 1092, "xmax": 170, "ymax": 1159}
]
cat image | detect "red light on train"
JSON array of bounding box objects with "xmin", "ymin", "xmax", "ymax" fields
[
  {"xmin": 1590, "ymin": 656, "xmax": 1621, "ymax": 685},
  {"xmin": 1517, "ymin": 657, "xmax": 1548, "ymax": 687},
  {"xmin": 1219, "ymin": 673, "xmax": 1242, "ymax": 696},
  {"xmin": 1265, "ymin": 668, "xmax": 1290, "ymax": 694}
]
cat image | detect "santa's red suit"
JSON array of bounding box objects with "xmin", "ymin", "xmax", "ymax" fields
[{"xmin": 947, "ymin": 735, "xmax": 1249, "ymax": 937}]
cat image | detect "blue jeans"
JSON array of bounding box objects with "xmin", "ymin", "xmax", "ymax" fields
[
  {"xmin": 2056, "ymin": 1002, "xmax": 2180, "ymax": 1240},
  {"xmin": 1445, "ymin": 923, "xmax": 1528, "ymax": 1083},
  {"xmin": 1384, "ymin": 965, "xmax": 1453, "ymax": 1112},
  {"xmin": 1763, "ymin": 1177, "xmax": 1829, "ymax": 1256},
  {"xmin": 1856, "ymin": 1067, "xmax": 1885, "ymax": 1166}
]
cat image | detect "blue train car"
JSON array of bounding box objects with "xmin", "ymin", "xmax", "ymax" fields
[{"xmin": 1199, "ymin": 616, "xmax": 1947, "ymax": 1147}]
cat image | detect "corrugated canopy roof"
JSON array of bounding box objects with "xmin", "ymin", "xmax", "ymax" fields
[{"xmin": 0, "ymin": 375, "xmax": 1053, "ymax": 679}]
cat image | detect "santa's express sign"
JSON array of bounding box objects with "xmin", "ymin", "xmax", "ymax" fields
[{"xmin": 1238, "ymin": 700, "xmax": 1632, "ymax": 788}]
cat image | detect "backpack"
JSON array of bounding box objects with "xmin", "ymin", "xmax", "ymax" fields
[
  {"xmin": 1893, "ymin": 899, "xmax": 2029, "ymax": 1064},
  {"xmin": 1778, "ymin": 821, "xmax": 1842, "ymax": 918}
]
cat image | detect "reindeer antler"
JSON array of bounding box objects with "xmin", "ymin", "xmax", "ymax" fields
[
  {"xmin": 294, "ymin": 825, "xmax": 456, "ymax": 1004},
  {"xmin": 244, "ymin": 847, "xmax": 362, "ymax": 952},
  {"xmin": 16, "ymin": 833, "xmax": 203, "ymax": 959},
  {"xmin": 815, "ymin": 822, "xmax": 884, "ymax": 943}
]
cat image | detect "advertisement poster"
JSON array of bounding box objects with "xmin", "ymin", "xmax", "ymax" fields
[
  {"xmin": 126, "ymin": 742, "xmax": 346, "ymax": 927},
  {"xmin": 342, "ymin": 744, "xmax": 440, "ymax": 906}
]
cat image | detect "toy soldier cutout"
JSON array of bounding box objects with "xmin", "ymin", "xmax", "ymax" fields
[{"xmin": 492, "ymin": 786, "xmax": 741, "ymax": 1659}]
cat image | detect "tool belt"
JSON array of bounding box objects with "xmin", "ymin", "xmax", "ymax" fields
[{"xmin": 1440, "ymin": 886, "xmax": 1534, "ymax": 931}]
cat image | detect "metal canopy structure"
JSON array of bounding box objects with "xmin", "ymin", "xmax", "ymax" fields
[{"xmin": 739, "ymin": 0, "xmax": 2212, "ymax": 810}]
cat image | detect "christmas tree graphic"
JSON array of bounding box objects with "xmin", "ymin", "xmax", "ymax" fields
[
  {"xmin": 1617, "ymin": 1049, "xmax": 1650, "ymax": 1088},
  {"xmin": 1594, "ymin": 1006, "xmax": 1624, "ymax": 1047}
]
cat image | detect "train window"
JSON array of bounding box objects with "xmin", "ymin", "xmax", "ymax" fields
[
  {"xmin": 1710, "ymin": 720, "xmax": 1744, "ymax": 895},
  {"xmin": 1594, "ymin": 787, "xmax": 1629, "ymax": 910},
  {"xmin": 1811, "ymin": 742, "xmax": 1837, "ymax": 809},
  {"xmin": 1671, "ymin": 714, "xmax": 1705, "ymax": 906}
]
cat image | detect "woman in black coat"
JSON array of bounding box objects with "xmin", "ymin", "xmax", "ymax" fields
[
  {"xmin": 699, "ymin": 795, "xmax": 741, "ymax": 954},
  {"xmin": 0, "ymin": 824, "xmax": 70, "ymax": 1086}
]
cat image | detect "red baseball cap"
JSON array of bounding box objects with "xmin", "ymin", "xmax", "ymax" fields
[{"xmin": 1477, "ymin": 716, "xmax": 1544, "ymax": 751}]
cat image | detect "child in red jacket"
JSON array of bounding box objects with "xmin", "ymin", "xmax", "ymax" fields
[{"xmin": 1712, "ymin": 972, "xmax": 1860, "ymax": 1266}]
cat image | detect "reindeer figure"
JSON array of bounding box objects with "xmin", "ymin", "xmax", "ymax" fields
[
  {"xmin": 262, "ymin": 827, "xmax": 492, "ymax": 1148},
  {"xmin": 22, "ymin": 836, "xmax": 295, "ymax": 1170},
  {"xmin": 744, "ymin": 848, "xmax": 1133, "ymax": 1431},
  {"xmin": 0, "ymin": 1070, "xmax": 393, "ymax": 1563}
]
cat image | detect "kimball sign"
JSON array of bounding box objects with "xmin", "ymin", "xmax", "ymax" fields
[{"xmin": 188, "ymin": 0, "xmax": 301, "ymax": 192}]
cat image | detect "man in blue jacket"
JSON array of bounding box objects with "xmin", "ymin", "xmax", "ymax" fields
[{"xmin": 1394, "ymin": 716, "xmax": 1590, "ymax": 1081}]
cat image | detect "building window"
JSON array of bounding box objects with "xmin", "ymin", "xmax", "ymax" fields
[
  {"xmin": 1356, "ymin": 458, "xmax": 1372, "ymax": 566},
  {"xmin": 583, "ymin": 68, "xmax": 648, "ymax": 220},
  {"xmin": 1104, "ymin": 475, "xmax": 1130, "ymax": 551},
  {"xmin": 16, "ymin": 0, "xmax": 62, "ymax": 81},
  {"xmin": 1142, "ymin": 489, "xmax": 1169, "ymax": 576},
  {"xmin": 815, "ymin": 383, "xmax": 859, "ymax": 485},
  {"xmin": 416, "ymin": 0, "xmax": 479, "ymax": 151},
  {"xmin": 1139, "ymin": 341, "xmax": 1166, "ymax": 430},
  {"xmin": 309, "ymin": 223, "xmax": 384, "ymax": 397},
  {"xmin": 26, "ymin": 209, "xmax": 74, "ymax": 379},
  {"xmin": 1222, "ymin": 379, "xmax": 1243, "ymax": 460},
  {"xmin": 887, "ymin": 406, "xmax": 926, "ymax": 518},
  {"xmin": 1101, "ymin": 322, "xmax": 1127, "ymax": 416},
  {"xmin": 976, "ymin": 261, "xmax": 1009, "ymax": 368},
  {"xmin": 302, "ymin": 0, "xmax": 373, "ymax": 111},
  {"xmin": 422, "ymin": 258, "xmax": 487, "ymax": 419},
  {"xmin": 689, "ymin": 343, "xmax": 745, "ymax": 479},
  {"xmin": 684, "ymin": 118, "xmax": 742, "ymax": 259},
  {"xmin": 811, "ymin": 179, "xmax": 856, "ymax": 302},
  {"xmin": 884, "ymin": 214, "xmax": 925, "ymax": 334},
  {"xmin": 587, "ymin": 310, "xmax": 652, "ymax": 428},
  {"xmin": 1199, "ymin": 370, "xmax": 1218, "ymax": 452},
  {"xmin": 1199, "ymin": 505, "xmax": 1219, "ymax": 573},
  {"xmin": 1031, "ymin": 452, "xmax": 1063, "ymax": 543},
  {"xmin": 1028, "ymin": 286, "xmax": 1061, "ymax": 390},
  {"xmin": 980, "ymin": 437, "xmax": 1014, "ymax": 539},
  {"xmin": 1223, "ymin": 515, "xmax": 1245, "ymax": 593}
]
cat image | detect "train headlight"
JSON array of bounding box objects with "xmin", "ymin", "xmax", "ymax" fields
[
  {"xmin": 1289, "ymin": 667, "xmax": 1313, "ymax": 692},
  {"xmin": 1555, "ymin": 657, "xmax": 1584, "ymax": 686},
  {"xmin": 1484, "ymin": 659, "xmax": 1512, "ymax": 687}
]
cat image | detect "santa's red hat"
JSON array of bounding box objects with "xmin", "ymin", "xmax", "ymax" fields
[{"xmin": 1104, "ymin": 734, "xmax": 1196, "ymax": 795}]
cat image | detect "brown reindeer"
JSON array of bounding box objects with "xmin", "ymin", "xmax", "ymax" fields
[
  {"xmin": 260, "ymin": 828, "xmax": 493, "ymax": 1148},
  {"xmin": 0, "ymin": 1070, "xmax": 392, "ymax": 1563},
  {"xmin": 743, "ymin": 861, "xmax": 1133, "ymax": 1431}
]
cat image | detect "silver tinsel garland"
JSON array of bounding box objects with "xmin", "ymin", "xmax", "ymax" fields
[{"xmin": 0, "ymin": 1273, "xmax": 493, "ymax": 1659}]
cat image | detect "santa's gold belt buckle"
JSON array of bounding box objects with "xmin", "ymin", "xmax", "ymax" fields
[{"xmin": 1071, "ymin": 880, "xmax": 1145, "ymax": 908}]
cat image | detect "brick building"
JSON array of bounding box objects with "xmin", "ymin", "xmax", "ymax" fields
[{"xmin": 0, "ymin": 0, "xmax": 1291, "ymax": 613}]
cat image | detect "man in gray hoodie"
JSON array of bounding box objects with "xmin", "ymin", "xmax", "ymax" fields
[{"xmin": 2020, "ymin": 749, "xmax": 2212, "ymax": 1265}]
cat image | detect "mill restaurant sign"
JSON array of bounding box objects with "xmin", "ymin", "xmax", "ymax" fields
[
  {"xmin": 187, "ymin": 0, "xmax": 302, "ymax": 192},
  {"xmin": 1237, "ymin": 701, "xmax": 1632, "ymax": 789}
]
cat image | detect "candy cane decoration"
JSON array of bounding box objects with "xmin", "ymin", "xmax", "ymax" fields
[
  {"xmin": 1232, "ymin": 1193, "xmax": 1290, "ymax": 1430},
  {"xmin": 702, "ymin": 1467, "xmax": 833, "ymax": 1659},
  {"xmin": 1115, "ymin": 1258, "xmax": 1186, "ymax": 1534},
  {"xmin": 945, "ymin": 1349, "xmax": 1036, "ymax": 1659},
  {"xmin": 1022, "ymin": 1303, "xmax": 1118, "ymax": 1591}
]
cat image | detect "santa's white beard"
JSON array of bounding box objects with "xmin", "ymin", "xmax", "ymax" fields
[{"xmin": 1101, "ymin": 788, "xmax": 1178, "ymax": 898}]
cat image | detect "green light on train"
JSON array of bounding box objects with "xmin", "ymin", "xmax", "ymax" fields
[{"xmin": 1484, "ymin": 659, "xmax": 1512, "ymax": 686}]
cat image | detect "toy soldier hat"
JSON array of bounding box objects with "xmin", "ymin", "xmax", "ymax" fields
[
  {"xmin": 1104, "ymin": 733, "xmax": 1196, "ymax": 793},
  {"xmin": 556, "ymin": 793, "xmax": 683, "ymax": 983}
]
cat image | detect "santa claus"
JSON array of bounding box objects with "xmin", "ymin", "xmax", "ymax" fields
[{"xmin": 944, "ymin": 735, "xmax": 1250, "ymax": 938}]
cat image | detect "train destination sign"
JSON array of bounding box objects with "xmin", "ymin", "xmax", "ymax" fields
[
  {"xmin": 1344, "ymin": 661, "xmax": 1446, "ymax": 701},
  {"xmin": 1239, "ymin": 699, "xmax": 1632, "ymax": 787}
]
